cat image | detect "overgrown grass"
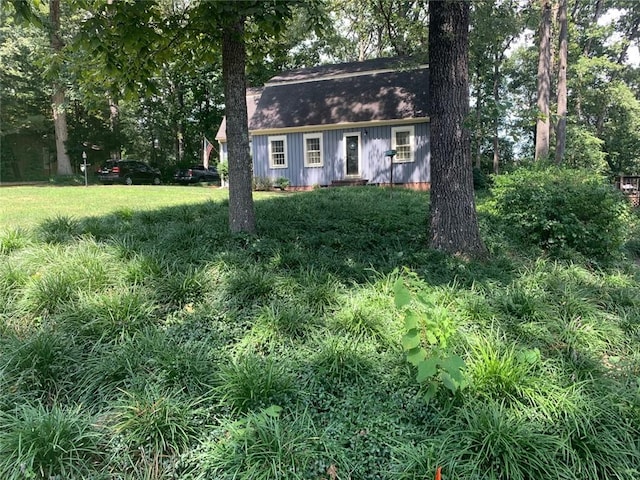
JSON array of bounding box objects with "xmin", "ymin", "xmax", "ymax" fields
[{"xmin": 1, "ymin": 185, "xmax": 639, "ymax": 479}]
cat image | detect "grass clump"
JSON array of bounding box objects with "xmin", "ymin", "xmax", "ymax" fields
[
  {"xmin": 182, "ymin": 407, "xmax": 325, "ymax": 480},
  {"xmin": 1, "ymin": 184, "xmax": 639, "ymax": 479},
  {"xmin": 0, "ymin": 403, "xmax": 101, "ymax": 480},
  {"xmin": 108, "ymin": 386, "xmax": 203, "ymax": 477},
  {"xmin": 217, "ymin": 354, "xmax": 296, "ymax": 413}
]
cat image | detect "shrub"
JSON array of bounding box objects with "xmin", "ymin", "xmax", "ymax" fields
[
  {"xmin": 253, "ymin": 176, "xmax": 273, "ymax": 191},
  {"xmin": 490, "ymin": 164, "xmax": 630, "ymax": 260},
  {"xmin": 275, "ymin": 177, "xmax": 290, "ymax": 191}
]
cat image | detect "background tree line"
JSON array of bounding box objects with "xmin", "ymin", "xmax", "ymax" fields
[{"xmin": 2, "ymin": 0, "xmax": 638, "ymax": 180}]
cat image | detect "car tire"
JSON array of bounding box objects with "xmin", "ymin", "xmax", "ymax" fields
[
  {"xmin": 152, "ymin": 177, "xmax": 161, "ymax": 185},
  {"xmin": 125, "ymin": 177, "xmax": 133, "ymax": 186}
]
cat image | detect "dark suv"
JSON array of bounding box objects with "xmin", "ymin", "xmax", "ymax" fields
[
  {"xmin": 97, "ymin": 160, "xmax": 162, "ymax": 185},
  {"xmin": 173, "ymin": 165, "xmax": 220, "ymax": 184}
]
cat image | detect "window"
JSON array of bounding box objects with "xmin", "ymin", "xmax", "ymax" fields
[
  {"xmin": 391, "ymin": 126, "xmax": 415, "ymax": 163},
  {"xmin": 303, "ymin": 133, "xmax": 323, "ymax": 167},
  {"xmin": 269, "ymin": 136, "xmax": 287, "ymax": 168}
]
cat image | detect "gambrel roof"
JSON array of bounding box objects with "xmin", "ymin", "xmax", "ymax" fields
[{"xmin": 216, "ymin": 56, "xmax": 429, "ymax": 140}]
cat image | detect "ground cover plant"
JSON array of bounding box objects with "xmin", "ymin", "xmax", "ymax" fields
[{"xmin": 1, "ymin": 181, "xmax": 639, "ymax": 479}]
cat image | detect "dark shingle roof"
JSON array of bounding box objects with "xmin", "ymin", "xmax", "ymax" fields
[
  {"xmin": 216, "ymin": 57, "xmax": 428, "ymax": 140},
  {"xmin": 215, "ymin": 87, "xmax": 263, "ymax": 141}
]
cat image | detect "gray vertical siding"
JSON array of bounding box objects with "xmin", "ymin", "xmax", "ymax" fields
[{"xmin": 251, "ymin": 123, "xmax": 430, "ymax": 188}]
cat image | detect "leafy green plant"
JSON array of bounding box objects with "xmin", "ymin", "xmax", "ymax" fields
[
  {"xmin": 275, "ymin": 177, "xmax": 290, "ymax": 191},
  {"xmin": 0, "ymin": 404, "xmax": 102, "ymax": 480},
  {"xmin": 217, "ymin": 160, "xmax": 228, "ymax": 182},
  {"xmin": 223, "ymin": 263, "xmax": 275, "ymax": 308},
  {"xmin": 394, "ymin": 276, "xmax": 466, "ymax": 401},
  {"xmin": 490, "ymin": 164, "xmax": 631, "ymax": 260}
]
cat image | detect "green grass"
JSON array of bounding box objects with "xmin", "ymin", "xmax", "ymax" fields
[
  {"xmin": 1, "ymin": 185, "xmax": 639, "ymax": 479},
  {"xmin": 0, "ymin": 185, "xmax": 279, "ymax": 229}
]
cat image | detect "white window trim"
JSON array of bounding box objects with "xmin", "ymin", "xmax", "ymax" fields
[
  {"xmin": 303, "ymin": 133, "xmax": 324, "ymax": 167},
  {"xmin": 268, "ymin": 135, "xmax": 288, "ymax": 169},
  {"xmin": 391, "ymin": 125, "xmax": 415, "ymax": 163}
]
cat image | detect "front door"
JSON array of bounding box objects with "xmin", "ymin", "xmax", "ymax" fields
[{"xmin": 345, "ymin": 134, "xmax": 360, "ymax": 176}]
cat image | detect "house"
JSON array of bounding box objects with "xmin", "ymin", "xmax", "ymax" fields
[{"xmin": 215, "ymin": 57, "xmax": 430, "ymax": 190}]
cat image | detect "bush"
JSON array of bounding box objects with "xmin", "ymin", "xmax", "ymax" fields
[
  {"xmin": 490, "ymin": 164, "xmax": 630, "ymax": 260},
  {"xmin": 253, "ymin": 176, "xmax": 273, "ymax": 191},
  {"xmin": 275, "ymin": 177, "xmax": 290, "ymax": 190}
]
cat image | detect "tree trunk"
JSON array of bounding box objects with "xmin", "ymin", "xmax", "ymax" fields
[
  {"xmin": 176, "ymin": 83, "xmax": 185, "ymax": 163},
  {"xmin": 428, "ymin": 0, "xmax": 486, "ymax": 258},
  {"xmin": 535, "ymin": 0, "xmax": 552, "ymax": 162},
  {"xmin": 50, "ymin": 0, "xmax": 73, "ymax": 176},
  {"xmin": 492, "ymin": 57, "xmax": 501, "ymax": 174},
  {"xmin": 222, "ymin": 16, "xmax": 256, "ymax": 234},
  {"xmin": 555, "ymin": 0, "xmax": 568, "ymax": 164},
  {"xmin": 109, "ymin": 96, "xmax": 121, "ymax": 159}
]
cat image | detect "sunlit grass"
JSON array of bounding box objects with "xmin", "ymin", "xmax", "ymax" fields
[{"xmin": 0, "ymin": 186, "xmax": 638, "ymax": 479}]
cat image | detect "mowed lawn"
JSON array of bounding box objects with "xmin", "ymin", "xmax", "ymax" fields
[
  {"xmin": 0, "ymin": 185, "xmax": 233, "ymax": 228},
  {"xmin": 1, "ymin": 185, "xmax": 639, "ymax": 479}
]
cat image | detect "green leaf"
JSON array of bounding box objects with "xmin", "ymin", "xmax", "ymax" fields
[
  {"xmin": 401, "ymin": 330, "xmax": 421, "ymax": 350},
  {"xmin": 425, "ymin": 330, "xmax": 438, "ymax": 345},
  {"xmin": 404, "ymin": 311, "xmax": 420, "ymax": 330},
  {"xmin": 394, "ymin": 279, "xmax": 411, "ymax": 308},
  {"xmin": 406, "ymin": 347, "xmax": 427, "ymax": 366},
  {"xmin": 440, "ymin": 355, "xmax": 465, "ymax": 373},
  {"xmin": 518, "ymin": 348, "xmax": 541, "ymax": 365},
  {"xmin": 423, "ymin": 382, "xmax": 438, "ymax": 403},
  {"xmin": 415, "ymin": 292, "xmax": 434, "ymax": 308},
  {"xmin": 262, "ymin": 405, "xmax": 282, "ymax": 418},
  {"xmin": 416, "ymin": 358, "xmax": 438, "ymax": 383},
  {"xmin": 440, "ymin": 372, "xmax": 459, "ymax": 393}
]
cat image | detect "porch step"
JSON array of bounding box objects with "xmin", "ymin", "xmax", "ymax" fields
[{"xmin": 331, "ymin": 178, "xmax": 369, "ymax": 187}]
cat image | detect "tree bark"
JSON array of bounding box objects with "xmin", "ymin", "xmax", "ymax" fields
[
  {"xmin": 50, "ymin": 0, "xmax": 73, "ymax": 176},
  {"xmin": 222, "ymin": 16, "xmax": 256, "ymax": 234},
  {"xmin": 555, "ymin": 0, "xmax": 568, "ymax": 164},
  {"xmin": 428, "ymin": 0, "xmax": 486, "ymax": 258},
  {"xmin": 535, "ymin": 0, "xmax": 552, "ymax": 162},
  {"xmin": 492, "ymin": 57, "xmax": 501, "ymax": 174}
]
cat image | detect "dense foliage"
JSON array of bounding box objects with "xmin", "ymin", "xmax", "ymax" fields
[
  {"xmin": 490, "ymin": 165, "xmax": 632, "ymax": 260},
  {"xmin": 1, "ymin": 186, "xmax": 639, "ymax": 479},
  {"xmin": 2, "ymin": 0, "xmax": 639, "ymax": 181}
]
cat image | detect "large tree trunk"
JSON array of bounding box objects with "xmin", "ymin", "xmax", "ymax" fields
[
  {"xmin": 535, "ymin": 0, "xmax": 552, "ymax": 162},
  {"xmin": 492, "ymin": 57, "xmax": 501, "ymax": 174},
  {"xmin": 50, "ymin": 0, "xmax": 73, "ymax": 176},
  {"xmin": 555, "ymin": 0, "xmax": 568, "ymax": 164},
  {"xmin": 222, "ymin": 16, "xmax": 256, "ymax": 234},
  {"xmin": 428, "ymin": 0, "xmax": 486, "ymax": 258}
]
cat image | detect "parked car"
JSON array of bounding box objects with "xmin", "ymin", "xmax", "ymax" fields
[
  {"xmin": 173, "ymin": 165, "xmax": 220, "ymax": 184},
  {"xmin": 97, "ymin": 160, "xmax": 162, "ymax": 185}
]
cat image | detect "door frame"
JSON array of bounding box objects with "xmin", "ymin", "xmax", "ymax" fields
[{"xmin": 343, "ymin": 132, "xmax": 361, "ymax": 177}]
